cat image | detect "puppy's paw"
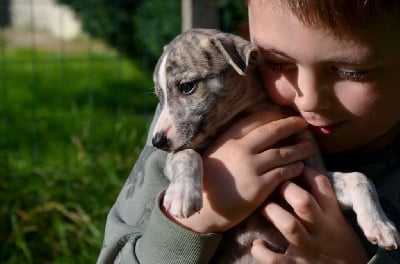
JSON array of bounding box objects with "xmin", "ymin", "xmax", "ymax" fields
[
  {"xmin": 163, "ymin": 182, "xmax": 202, "ymax": 218},
  {"xmin": 163, "ymin": 149, "xmax": 203, "ymax": 218},
  {"xmin": 363, "ymin": 218, "xmax": 400, "ymax": 250}
]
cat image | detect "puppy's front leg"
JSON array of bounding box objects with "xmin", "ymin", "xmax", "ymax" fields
[
  {"xmin": 163, "ymin": 149, "xmax": 203, "ymax": 218},
  {"xmin": 330, "ymin": 171, "xmax": 400, "ymax": 250}
]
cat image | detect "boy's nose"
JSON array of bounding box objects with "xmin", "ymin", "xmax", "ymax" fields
[{"xmin": 294, "ymin": 69, "xmax": 332, "ymax": 112}]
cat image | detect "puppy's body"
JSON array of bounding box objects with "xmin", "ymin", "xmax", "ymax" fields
[{"xmin": 151, "ymin": 29, "xmax": 400, "ymax": 263}]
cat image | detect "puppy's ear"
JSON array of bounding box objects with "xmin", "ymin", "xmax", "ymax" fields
[{"xmin": 210, "ymin": 33, "xmax": 259, "ymax": 76}]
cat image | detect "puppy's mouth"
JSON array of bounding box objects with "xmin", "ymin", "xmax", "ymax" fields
[
  {"xmin": 175, "ymin": 120, "xmax": 211, "ymax": 152},
  {"xmin": 178, "ymin": 134, "xmax": 210, "ymax": 153},
  {"xmin": 153, "ymin": 118, "xmax": 213, "ymax": 152},
  {"xmin": 176, "ymin": 132, "xmax": 203, "ymax": 152},
  {"xmin": 153, "ymin": 131, "xmax": 203, "ymax": 152}
]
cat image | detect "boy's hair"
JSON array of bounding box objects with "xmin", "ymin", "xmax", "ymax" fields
[{"xmin": 249, "ymin": 0, "xmax": 400, "ymax": 34}]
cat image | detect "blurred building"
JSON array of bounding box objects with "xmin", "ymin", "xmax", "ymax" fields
[{"xmin": 4, "ymin": 0, "xmax": 81, "ymax": 40}]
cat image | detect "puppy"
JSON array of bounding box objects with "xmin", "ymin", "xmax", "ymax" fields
[{"xmin": 151, "ymin": 28, "xmax": 400, "ymax": 262}]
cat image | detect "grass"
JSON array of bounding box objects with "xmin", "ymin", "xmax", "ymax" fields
[{"xmin": 0, "ymin": 38, "xmax": 157, "ymax": 263}]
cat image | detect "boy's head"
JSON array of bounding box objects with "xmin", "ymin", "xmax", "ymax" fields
[
  {"xmin": 247, "ymin": 0, "xmax": 400, "ymax": 35},
  {"xmin": 274, "ymin": 0, "xmax": 399, "ymax": 33},
  {"xmin": 247, "ymin": 0, "xmax": 400, "ymax": 153}
]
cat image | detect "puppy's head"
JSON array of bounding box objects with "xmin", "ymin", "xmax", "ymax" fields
[{"xmin": 152, "ymin": 29, "xmax": 260, "ymax": 152}]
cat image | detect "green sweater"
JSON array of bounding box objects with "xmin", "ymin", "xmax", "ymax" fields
[{"xmin": 97, "ymin": 106, "xmax": 400, "ymax": 263}]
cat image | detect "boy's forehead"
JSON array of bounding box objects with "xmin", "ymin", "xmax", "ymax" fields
[{"xmin": 248, "ymin": 0, "xmax": 400, "ymax": 36}]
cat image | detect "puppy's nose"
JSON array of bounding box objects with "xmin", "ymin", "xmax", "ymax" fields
[{"xmin": 152, "ymin": 132, "xmax": 170, "ymax": 150}]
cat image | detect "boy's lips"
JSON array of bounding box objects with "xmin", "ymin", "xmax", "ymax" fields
[{"xmin": 309, "ymin": 122, "xmax": 344, "ymax": 135}]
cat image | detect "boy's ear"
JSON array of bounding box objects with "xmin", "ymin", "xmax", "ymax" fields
[{"xmin": 210, "ymin": 33, "xmax": 259, "ymax": 76}]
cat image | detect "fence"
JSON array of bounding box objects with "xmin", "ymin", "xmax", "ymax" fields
[
  {"xmin": 0, "ymin": 0, "xmax": 246, "ymax": 262},
  {"xmin": 1, "ymin": 1, "xmax": 159, "ymax": 262},
  {"xmin": 1, "ymin": 0, "xmax": 160, "ymax": 171}
]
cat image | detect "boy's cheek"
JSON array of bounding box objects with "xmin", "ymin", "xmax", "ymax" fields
[{"xmin": 261, "ymin": 76, "xmax": 295, "ymax": 107}]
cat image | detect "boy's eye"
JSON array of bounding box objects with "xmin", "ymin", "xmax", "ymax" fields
[
  {"xmin": 263, "ymin": 59, "xmax": 295, "ymax": 72},
  {"xmin": 333, "ymin": 67, "xmax": 367, "ymax": 81}
]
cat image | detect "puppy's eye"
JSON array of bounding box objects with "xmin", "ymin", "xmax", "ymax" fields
[{"xmin": 179, "ymin": 81, "xmax": 197, "ymax": 95}]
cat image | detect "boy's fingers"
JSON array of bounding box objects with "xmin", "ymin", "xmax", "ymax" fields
[
  {"xmin": 255, "ymin": 140, "xmax": 314, "ymax": 173},
  {"xmin": 246, "ymin": 116, "xmax": 308, "ymax": 153},
  {"xmin": 260, "ymin": 162, "xmax": 304, "ymax": 192},
  {"xmin": 278, "ymin": 168, "xmax": 339, "ymax": 231},
  {"xmin": 221, "ymin": 110, "xmax": 287, "ymax": 140},
  {"xmin": 261, "ymin": 202, "xmax": 312, "ymax": 248},
  {"xmin": 279, "ymin": 181, "xmax": 322, "ymax": 229},
  {"xmin": 301, "ymin": 167, "xmax": 339, "ymax": 212}
]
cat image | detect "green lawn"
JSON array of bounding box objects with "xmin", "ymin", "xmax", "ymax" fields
[{"xmin": 0, "ymin": 43, "xmax": 157, "ymax": 263}]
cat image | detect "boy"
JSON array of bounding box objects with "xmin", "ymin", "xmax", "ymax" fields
[{"xmin": 97, "ymin": 0, "xmax": 400, "ymax": 263}]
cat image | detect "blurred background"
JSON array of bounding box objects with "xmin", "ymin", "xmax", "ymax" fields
[{"xmin": 0, "ymin": 0, "xmax": 248, "ymax": 262}]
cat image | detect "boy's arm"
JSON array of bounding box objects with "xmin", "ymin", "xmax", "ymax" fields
[{"xmin": 96, "ymin": 105, "xmax": 222, "ymax": 264}]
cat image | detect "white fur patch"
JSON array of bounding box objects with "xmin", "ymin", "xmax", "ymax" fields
[
  {"xmin": 153, "ymin": 52, "xmax": 170, "ymax": 135},
  {"xmin": 158, "ymin": 52, "xmax": 169, "ymax": 107},
  {"xmin": 153, "ymin": 51, "xmax": 175, "ymax": 141}
]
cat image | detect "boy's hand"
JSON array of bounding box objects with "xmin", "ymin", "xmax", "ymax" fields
[
  {"xmin": 251, "ymin": 167, "xmax": 369, "ymax": 264},
  {"xmin": 164, "ymin": 111, "xmax": 314, "ymax": 233}
]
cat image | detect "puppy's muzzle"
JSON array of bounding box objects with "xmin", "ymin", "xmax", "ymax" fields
[{"xmin": 152, "ymin": 131, "xmax": 170, "ymax": 151}]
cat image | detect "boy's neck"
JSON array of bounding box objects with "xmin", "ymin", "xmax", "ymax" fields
[
  {"xmin": 322, "ymin": 129, "xmax": 400, "ymax": 174},
  {"xmin": 360, "ymin": 122, "xmax": 400, "ymax": 152}
]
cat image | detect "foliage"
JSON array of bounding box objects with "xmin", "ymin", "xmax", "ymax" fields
[
  {"xmin": 0, "ymin": 44, "xmax": 156, "ymax": 263},
  {"xmin": 218, "ymin": 0, "xmax": 248, "ymax": 34},
  {"xmin": 56, "ymin": 0, "xmax": 181, "ymax": 63},
  {"xmin": 56, "ymin": 0, "xmax": 248, "ymax": 63},
  {"xmin": 56, "ymin": 0, "xmax": 139, "ymax": 58},
  {"xmin": 133, "ymin": 0, "xmax": 181, "ymax": 63}
]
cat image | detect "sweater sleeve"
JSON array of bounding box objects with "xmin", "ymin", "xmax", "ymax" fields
[
  {"xmin": 96, "ymin": 105, "xmax": 222, "ymax": 264},
  {"xmin": 135, "ymin": 192, "xmax": 222, "ymax": 263}
]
